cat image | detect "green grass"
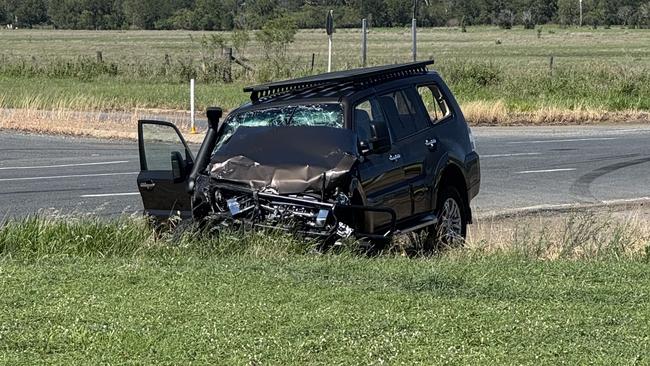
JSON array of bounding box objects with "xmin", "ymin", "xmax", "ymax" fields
[
  {"xmin": 0, "ymin": 76, "xmax": 247, "ymax": 111},
  {"xmin": 0, "ymin": 216, "xmax": 649, "ymax": 364},
  {"xmin": 2, "ymin": 256, "xmax": 649, "ymax": 365},
  {"xmin": 0, "ymin": 26, "xmax": 649, "ymax": 115}
]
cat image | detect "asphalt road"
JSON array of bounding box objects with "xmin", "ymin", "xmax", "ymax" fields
[{"xmin": 1, "ymin": 124, "xmax": 650, "ymax": 220}]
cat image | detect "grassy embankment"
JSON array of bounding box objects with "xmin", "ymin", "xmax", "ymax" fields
[
  {"xmin": 0, "ymin": 26, "xmax": 649, "ymax": 138},
  {"xmin": 1, "ymin": 212, "xmax": 649, "ymax": 364}
]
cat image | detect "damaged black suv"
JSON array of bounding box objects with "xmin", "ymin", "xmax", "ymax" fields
[{"xmin": 137, "ymin": 61, "xmax": 480, "ymax": 248}]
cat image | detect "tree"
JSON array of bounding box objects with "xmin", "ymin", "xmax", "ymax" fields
[
  {"xmin": 584, "ymin": 0, "xmax": 606, "ymax": 28},
  {"xmin": 244, "ymin": 0, "xmax": 280, "ymax": 29},
  {"xmin": 0, "ymin": 0, "xmax": 7, "ymax": 24},
  {"xmin": 496, "ymin": 8, "xmax": 516, "ymax": 28},
  {"xmin": 358, "ymin": 0, "xmax": 388, "ymax": 27},
  {"xmin": 192, "ymin": 0, "xmax": 227, "ymax": 30},
  {"xmin": 639, "ymin": 2, "xmax": 650, "ymax": 28},
  {"xmin": 617, "ymin": 5, "xmax": 634, "ymax": 26},
  {"xmin": 48, "ymin": 0, "xmax": 82, "ymax": 29},
  {"xmin": 122, "ymin": 0, "xmax": 177, "ymax": 29},
  {"xmin": 383, "ymin": 0, "xmax": 411, "ymax": 26},
  {"xmin": 557, "ymin": 0, "xmax": 578, "ymax": 25},
  {"xmin": 522, "ymin": 9, "xmax": 535, "ymax": 28},
  {"xmin": 11, "ymin": 0, "xmax": 48, "ymax": 27},
  {"xmin": 528, "ymin": 0, "xmax": 558, "ymax": 24}
]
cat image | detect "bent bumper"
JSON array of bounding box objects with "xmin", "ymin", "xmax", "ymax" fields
[{"xmin": 203, "ymin": 182, "xmax": 397, "ymax": 239}]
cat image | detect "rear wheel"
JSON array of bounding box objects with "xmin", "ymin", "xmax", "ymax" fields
[{"xmin": 420, "ymin": 186, "xmax": 467, "ymax": 253}]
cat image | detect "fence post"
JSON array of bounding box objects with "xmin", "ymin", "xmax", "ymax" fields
[
  {"xmin": 96, "ymin": 51, "xmax": 103, "ymax": 63},
  {"xmin": 549, "ymin": 55, "xmax": 554, "ymax": 76},
  {"xmin": 190, "ymin": 79, "xmax": 196, "ymax": 134},
  {"xmin": 311, "ymin": 53, "xmax": 315, "ymax": 73},
  {"xmin": 361, "ymin": 19, "xmax": 368, "ymax": 67},
  {"xmin": 411, "ymin": 18, "xmax": 417, "ymax": 62},
  {"xmin": 225, "ymin": 47, "xmax": 233, "ymax": 83}
]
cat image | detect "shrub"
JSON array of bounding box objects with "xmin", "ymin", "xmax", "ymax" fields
[
  {"xmin": 496, "ymin": 9, "xmax": 515, "ymax": 29},
  {"xmin": 255, "ymin": 16, "xmax": 298, "ymax": 82}
]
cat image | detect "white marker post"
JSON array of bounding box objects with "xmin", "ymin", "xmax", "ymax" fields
[
  {"xmin": 326, "ymin": 10, "xmax": 334, "ymax": 72},
  {"xmin": 190, "ymin": 78, "xmax": 196, "ymax": 134}
]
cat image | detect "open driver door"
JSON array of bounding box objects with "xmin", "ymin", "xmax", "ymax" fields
[{"xmin": 137, "ymin": 120, "xmax": 194, "ymax": 219}]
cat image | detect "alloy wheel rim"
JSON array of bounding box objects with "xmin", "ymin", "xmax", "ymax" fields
[{"xmin": 438, "ymin": 198, "xmax": 463, "ymax": 242}]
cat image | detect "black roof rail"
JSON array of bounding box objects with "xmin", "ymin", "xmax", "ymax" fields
[{"xmin": 244, "ymin": 60, "xmax": 434, "ymax": 103}]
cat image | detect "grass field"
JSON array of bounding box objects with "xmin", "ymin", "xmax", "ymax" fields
[
  {"xmin": 0, "ymin": 214, "xmax": 649, "ymax": 364},
  {"xmin": 1, "ymin": 26, "xmax": 650, "ymax": 126}
]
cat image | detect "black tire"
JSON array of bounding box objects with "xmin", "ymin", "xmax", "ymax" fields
[{"xmin": 422, "ymin": 185, "xmax": 467, "ymax": 253}]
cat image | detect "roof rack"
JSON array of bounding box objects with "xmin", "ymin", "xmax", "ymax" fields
[{"xmin": 244, "ymin": 60, "xmax": 434, "ymax": 103}]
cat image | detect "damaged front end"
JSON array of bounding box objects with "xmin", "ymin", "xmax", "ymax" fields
[
  {"xmin": 194, "ymin": 179, "xmax": 396, "ymax": 241},
  {"xmin": 191, "ymin": 126, "xmax": 396, "ymax": 241},
  {"xmin": 205, "ymin": 182, "xmax": 354, "ymax": 238}
]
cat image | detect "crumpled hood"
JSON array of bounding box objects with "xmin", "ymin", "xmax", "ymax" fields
[{"xmin": 209, "ymin": 126, "xmax": 359, "ymax": 194}]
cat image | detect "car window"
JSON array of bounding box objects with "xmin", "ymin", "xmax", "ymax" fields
[
  {"xmin": 214, "ymin": 103, "xmax": 343, "ymax": 152},
  {"xmin": 354, "ymin": 98, "xmax": 386, "ymax": 142},
  {"xmin": 141, "ymin": 123, "xmax": 189, "ymax": 171},
  {"xmin": 378, "ymin": 89, "xmax": 419, "ymax": 140},
  {"xmin": 417, "ymin": 84, "xmax": 451, "ymax": 124}
]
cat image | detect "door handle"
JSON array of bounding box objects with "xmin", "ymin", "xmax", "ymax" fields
[
  {"xmin": 425, "ymin": 138, "xmax": 438, "ymax": 150},
  {"xmin": 388, "ymin": 153, "xmax": 401, "ymax": 162},
  {"xmin": 139, "ymin": 181, "xmax": 156, "ymax": 190}
]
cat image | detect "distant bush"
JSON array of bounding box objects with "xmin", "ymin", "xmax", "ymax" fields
[
  {"xmin": 442, "ymin": 61, "xmax": 502, "ymax": 87},
  {"xmin": 0, "ymin": 57, "xmax": 118, "ymax": 80},
  {"xmin": 496, "ymin": 9, "xmax": 515, "ymax": 29}
]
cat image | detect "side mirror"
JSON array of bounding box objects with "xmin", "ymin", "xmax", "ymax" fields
[
  {"xmin": 171, "ymin": 151, "xmax": 186, "ymax": 182},
  {"xmin": 206, "ymin": 107, "xmax": 223, "ymax": 130},
  {"xmin": 365, "ymin": 121, "xmax": 391, "ymax": 155}
]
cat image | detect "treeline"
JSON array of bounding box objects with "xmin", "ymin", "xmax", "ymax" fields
[{"xmin": 1, "ymin": 0, "xmax": 650, "ymax": 30}]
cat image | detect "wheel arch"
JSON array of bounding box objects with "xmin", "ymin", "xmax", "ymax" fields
[
  {"xmin": 434, "ymin": 162, "xmax": 472, "ymax": 224},
  {"xmin": 347, "ymin": 176, "xmax": 372, "ymax": 232}
]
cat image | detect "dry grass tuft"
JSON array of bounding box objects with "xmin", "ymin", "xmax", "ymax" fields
[
  {"xmin": 467, "ymin": 208, "xmax": 650, "ymax": 260},
  {"xmin": 463, "ymin": 100, "xmax": 650, "ymax": 126}
]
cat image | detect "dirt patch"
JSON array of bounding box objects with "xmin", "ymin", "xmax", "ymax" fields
[{"xmin": 0, "ymin": 108, "xmax": 205, "ymax": 143}]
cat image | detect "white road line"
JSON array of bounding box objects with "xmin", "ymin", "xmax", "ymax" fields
[
  {"xmin": 0, "ymin": 160, "xmax": 129, "ymax": 170},
  {"xmin": 481, "ymin": 152, "xmax": 542, "ymax": 158},
  {"xmin": 515, "ymin": 168, "xmax": 576, "ymax": 174},
  {"xmin": 81, "ymin": 192, "xmax": 140, "ymax": 198},
  {"xmin": 507, "ymin": 203, "xmax": 577, "ymax": 212},
  {"xmin": 507, "ymin": 137, "xmax": 616, "ymax": 144},
  {"xmin": 0, "ymin": 172, "xmax": 138, "ymax": 182},
  {"xmin": 601, "ymin": 197, "xmax": 650, "ymax": 205},
  {"xmin": 477, "ymin": 197, "xmax": 650, "ymax": 219},
  {"xmin": 605, "ymin": 129, "xmax": 650, "ymax": 134}
]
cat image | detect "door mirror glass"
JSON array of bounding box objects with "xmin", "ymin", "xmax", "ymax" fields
[
  {"xmin": 139, "ymin": 121, "xmax": 193, "ymax": 172},
  {"xmin": 368, "ymin": 120, "xmax": 391, "ymax": 154},
  {"xmin": 171, "ymin": 151, "xmax": 186, "ymax": 181}
]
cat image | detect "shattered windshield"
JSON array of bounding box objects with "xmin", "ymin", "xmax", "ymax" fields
[{"xmin": 214, "ymin": 104, "xmax": 343, "ymax": 151}]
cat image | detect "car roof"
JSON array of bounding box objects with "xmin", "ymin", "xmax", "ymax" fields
[{"xmin": 239, "ymin": 61, "xmax": 435, "ymax": 110}]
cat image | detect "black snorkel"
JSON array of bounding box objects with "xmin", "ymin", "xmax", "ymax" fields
[{"xmin": 187, "ymin": 107, "xmax": 222, "ymax": 194}]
